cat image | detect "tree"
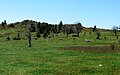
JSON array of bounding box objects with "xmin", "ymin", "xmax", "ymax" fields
[
  {"xmin": 76, "ymin": 22, "xmax": 83, "ymax": 37},
  {"xmin": 30, "ymin": 24, "xmax": 35, "ymax": 32},
  {"xmin": 8, "ymin": 23, "xmax": 15, "ymax": 28},
  {"xmin": 37, "ymin": 22, "xmax": 41, "ymax": 31},
  {"xmin": 54, "ymin": 25, "xmax": 58, "ymax": 33},
  {"xmin": 62, "ymin": 25, "xmax": 69, "ymax": 37},
  {"xmin": 4, "ymin": 20, "xmax": 7, "ymax": 25},
  {"xmin": 1, "ymin": 20, "xmax": 7, "ymax": 28},
  {"xmin": 18, "ymin": 33, "xmax": 20, "ymax": 38},
  {"xmin": 1, "ymin": 22, "xmax": 5, "ymax": 28},
  {"xmin": 6, "ymin": 36, "xmax": 10, "ymax": 40},
  {"xmin": 36, "ymin": 28, "xmax": 40, "ymax": 38},
  {"xmin": 93, "ymin": 25, "xmax": 96, "ymax": 32},
  {"xmin": 58, "ymin": 21, "xmax": 63, "ymax": 32},
  {"xmin": 36, "ymin": 22, "xmax": 41, "ymax": 38},
  {"xmin": 27, "ymin": 30, "xmax": 32, "ymax": 47},
  {"xmin": 36, "ymin": 32, "xmax": 40, "ymax": 38},
  {"xmin": 43, "ymin": 29, "xmax": 48, "ymax": 39},
  {"xmin": 40, "ymin": 22, "xmax": 49, "ymax": 34},
  {"xmin": 96, "ymin": 31, "xmax": 101, "ymax": 39},
  {"xmin": 112, "ymin": 26, "xmax": 118, "ymax": 36},
  {"xmin": 69, "ymin": 26, "xmax": 74, "ymax": 34}
]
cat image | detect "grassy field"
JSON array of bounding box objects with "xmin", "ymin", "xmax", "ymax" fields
[{"xmin": 0, "ymin": 28, "xmax": 120, "ymax": 75}]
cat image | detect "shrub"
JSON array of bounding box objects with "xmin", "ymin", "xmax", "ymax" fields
[
  {"xmin": 6, "ymin": 36, "xmax": 10, "ymax": 40},
  {"xmin": 110, "ymin": 43, "xmax": 115, "ymax": 50},
  {"xmin": 96, "ymin": 31, "xmax": 100, "ymax": 39},
  {"xmin": 116, "ymin": 36, "xmax": 119, "ymax": 39},
  {"xmin": 34, "ymin": 37, "xmax": 37, "ymax": 40},
  {"xmin": 118, "ymin": 37, "xmax": 120, "ymax": 44},
  {"xmin": 13, "ymin": 37, "xmax": 21, "ymax": 40},
  {"xmin": 72, "ymin": 35, "xmax": 79, "ymax": 37},
  {"xmin": 104, "ymin": 37, "xmax": 106, "ymax": 39},
  {"xmin": 36, "ymin": 33, "xmax": 40, "ymax": 38},
  {"xmin": 8, "ymin": 23, "xmax": 15, "ymax": 28}
]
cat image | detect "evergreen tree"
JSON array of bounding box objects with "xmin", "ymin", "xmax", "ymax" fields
[
  {"xmin": 4, "ymin": 20, "xmax": 7, "ymax": 25},
  {"xmin": 2, "ymin": 22, "xmax": 5, "ymax": 28},
  {"xmin": 58, "ymin": 21, "xmax": 63, "ymax": 32},
  {"xmin": 93, "ymin": 25, "xmax": 96, "ymax": 32}
]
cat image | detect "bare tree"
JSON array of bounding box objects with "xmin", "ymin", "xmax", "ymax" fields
[{"xmin": 27, "ymin": 30, "xmax": 32, "ymax": 47}]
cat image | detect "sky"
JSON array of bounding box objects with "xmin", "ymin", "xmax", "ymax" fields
[{"xmin": 0, "ymin": 0, "xmax": 120, "ymax": 29}]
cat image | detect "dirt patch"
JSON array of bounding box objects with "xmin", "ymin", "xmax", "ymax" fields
[{"xmin": 62, "ymin": 45, "xmax": 120, "ymax": 54}]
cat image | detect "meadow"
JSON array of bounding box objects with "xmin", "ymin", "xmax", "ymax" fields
[{"xmin": 0, "ymin": 28, "xmax": 120, "ymax": 75}]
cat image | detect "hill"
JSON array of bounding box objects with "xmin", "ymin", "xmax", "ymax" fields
[{"xmin": 0, "ymin": 20, "xmax": 120, "ymax": 74}]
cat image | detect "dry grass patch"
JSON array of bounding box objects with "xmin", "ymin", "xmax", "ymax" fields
[{"xmin": 62, "ymin": 45, "xmax": 120, "ymax": 54}]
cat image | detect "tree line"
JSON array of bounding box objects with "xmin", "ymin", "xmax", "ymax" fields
[
  {"xmin": 0, "ymin": 20, "xmax": 83, "ymax": 38},
  {"xmin": 0, "ymin": 20, "xmax": 120, "ymax": 39}
]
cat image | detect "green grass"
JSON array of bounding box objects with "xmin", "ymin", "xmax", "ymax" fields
[
  {"xmin": 0, "ymin": 38, "xmax": 119, "ymax": 75},
  {"xmin": 0, "ymin": 28, "xmax": 120, "ymax": 75}
]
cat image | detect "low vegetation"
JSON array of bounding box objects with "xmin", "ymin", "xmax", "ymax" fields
[{"xmin": 0, "ymin": 20, "xmax": 120, "ymax": 75}]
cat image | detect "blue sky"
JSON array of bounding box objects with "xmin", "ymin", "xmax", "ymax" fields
[{"xmin": 0, "ymin": 0, "xmax": 120, "ymax": 29}]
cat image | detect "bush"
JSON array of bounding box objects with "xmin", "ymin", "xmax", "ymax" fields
[
  {"xmin": 36, "ymin": 33, "xmax": 40, "ymax": 38},
  {"xmin": 104, "ymin": 37, "xmax": 106, "ymax": 39},
  {"xmin": 118, "ymin": 38, "xmax": 120, "ymax": 44},
  {"xmin": 34, "ymin": 37, "xmax": 37, "ymax": 40},
  {"xmin": 6, "ymin": 36, "xmax": 10, "ymax": 40},
  {"xmin": 116, "ymin": 36, "xmax": 119, "ymax": 39},
  {"xmin": 110, "ymin": 43, "xmax": 115, "ymax": 50},
  {"xmin": 13, "ymin": 37, "xmax": 21, "ymax": 40},
  {"xmin": 96, "ymin": 31, "xmax": 100, "ymax": 39}
]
